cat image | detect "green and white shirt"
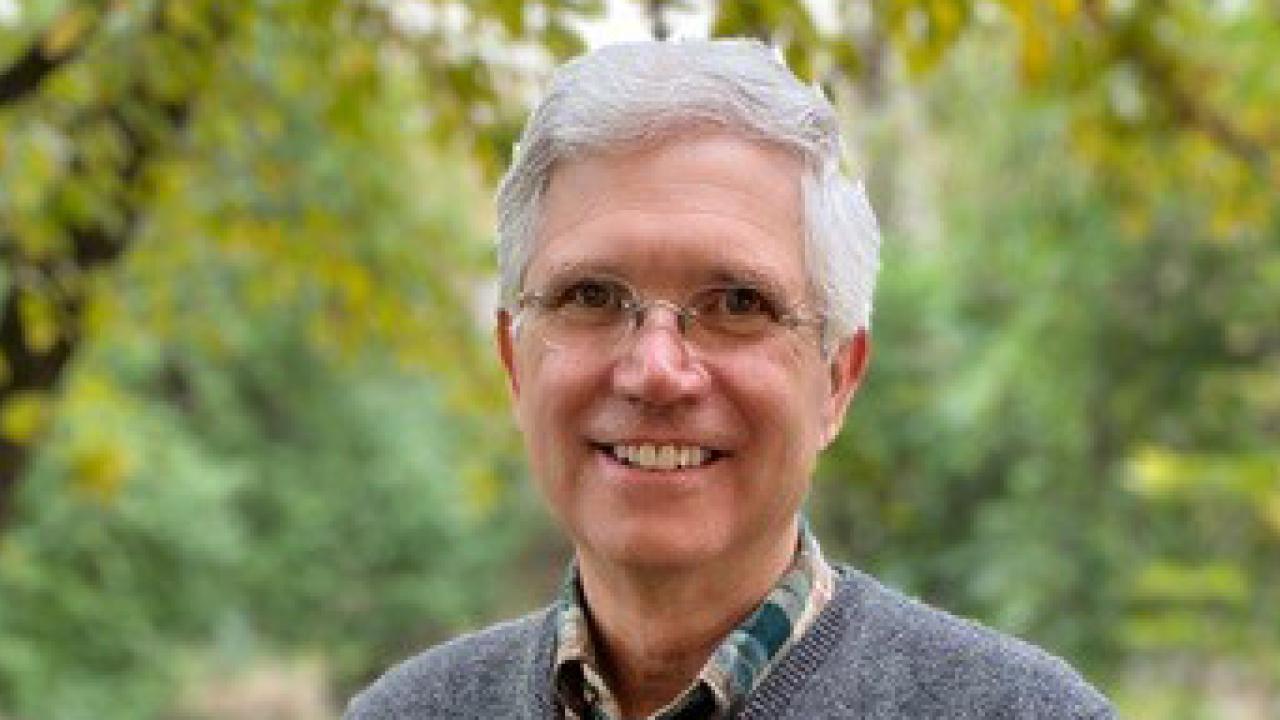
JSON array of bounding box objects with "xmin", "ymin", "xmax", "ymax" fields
[{"xmin": 552, "ymin": 524, "xmax": 835, "ymax": 719}]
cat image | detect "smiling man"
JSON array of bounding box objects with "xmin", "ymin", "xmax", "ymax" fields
[{"xmin": 347, "ymin": 40, "xmax": 1115, "ymax": 719}]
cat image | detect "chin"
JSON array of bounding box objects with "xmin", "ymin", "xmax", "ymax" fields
[{"xmin": 579, "ymin": 515, "xmax": 732, "ymax": 572}]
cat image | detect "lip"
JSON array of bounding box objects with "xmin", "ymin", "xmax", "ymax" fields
[{"xmin": 590, "ymin": 437, "xmax": 729, "ymax": 452}]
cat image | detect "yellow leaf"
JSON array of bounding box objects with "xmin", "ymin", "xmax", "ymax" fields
[
  {"xmin": 1019, "ymin": 26, "xmax": 1049, "ymax": 85},
  {"xmin": 462, "ymin": 461, "xmax": 500, "ymax": 518},
  {"xmin": 1121, "ymin": 610, "xmax": 1227, "ymax": 650},
  {"xmin": 338, "ymin": 264, "xmax": 373, "ymax": 311},
  {"xmin": 42, "ymin": 7, "xmax": 95, "ymax": 58},
  {"xmin": 19, "ymin": 290, "xmax": 60, "ymax": 354},
  {"xmin": 72, "ymin": 442, "xmax": 133, "ymax": 503},
  {"xmin": 1125, "ymin": 446, "xmax": 1185, "ymax": 497},
  {"xmin": 1002, "ymin": 0, "xmax": 1032, "ymax": 26},
  {"xmin": 1131, "ymin": 561, "xmax": 1249, "ymax": 604},
  {"xmin": 81, "ymin": 285, "xmax": 118, "ymax": 340},
  {"xmin": 931, "ymin": 0, "xmax": 962, "ymax": 38},
  {"xmin": 1118, "ymin": 203, "xmax": 1151, "ymax": 238},
  {"xmin": 1262, "ymin": 492, "xmax": 1280, "ymax": 537},
  {"xmin": 0, "ymin": 391, "xmax": 51, "ymax": 444},
  {"xmin": 163, "ymin": 0, "xmax": 204, "ymax": 34},
  {"xmin": 337, "ymin": 45, "xmax": 374, "ymax": 81}
]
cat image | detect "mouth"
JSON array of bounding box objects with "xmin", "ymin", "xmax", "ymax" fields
[{"xmin": 592, "ymin": 441, "xmax": 726, "ymax": 472}]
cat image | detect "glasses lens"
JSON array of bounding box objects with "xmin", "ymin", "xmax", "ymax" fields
[
  {"xmin": 532, "ymin": 278, "xmax": 630, "ymax": 349},
  {"xmin": 522, "ymin": 281, "xmax": 808, "ymax": 352},
  {"xmin": 690, "ymin": 287, "xmax": 776, "ymax": 340}
]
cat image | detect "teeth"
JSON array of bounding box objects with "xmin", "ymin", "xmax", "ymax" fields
[
  {"xmin": 636, "ymin": 445, "xmax": 657, "ymax": 467},
  {"xmin": 657, "ymin": 445, "xmax": 677, "ymax": 468},
  {"xmin": 612, "ymin": 444, "xmax": 712, "ymax": 470}
]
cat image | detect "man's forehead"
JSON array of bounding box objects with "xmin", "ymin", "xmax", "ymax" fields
[
  {"xmin": 546, "ymin": 131, "xmax": 803, "ymax": 201},
  {"xmin": 523, "ymin": 136, "xmax": 812, "ymax": 304},
  {"xmin": 537, "ymin": 132, "xmax": 804, "ymax": 246}
]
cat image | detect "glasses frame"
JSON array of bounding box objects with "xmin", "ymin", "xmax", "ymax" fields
[{"xmin": 511, "ymin": 278, "xmax": 829, "ymax": 353}]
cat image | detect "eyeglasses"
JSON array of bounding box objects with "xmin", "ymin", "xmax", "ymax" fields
[{"xmin": 512, "ymin": 276, "xmax": 826, "ymax": 353}]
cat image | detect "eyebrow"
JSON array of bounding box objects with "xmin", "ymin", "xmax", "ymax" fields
[
  {"xmin": 532, "ymin": 259, "xmax": 798, "ymax": 299},
  {"xmin": 703, "ymin": 266, "xmax": 791, "ymax": 298},
  {"xmin": 534, "ymin": 260, "xmax": 628, "ymax": 287}
]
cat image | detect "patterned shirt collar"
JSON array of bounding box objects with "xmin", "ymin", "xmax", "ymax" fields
[{"xmin": 552, "ymin": 522, "xmax": 835, "ymax": 720}]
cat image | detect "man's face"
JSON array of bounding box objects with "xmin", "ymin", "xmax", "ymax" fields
[{"xmin": 498, "ymin": 132, "xmax": 866, "ymax": 573}]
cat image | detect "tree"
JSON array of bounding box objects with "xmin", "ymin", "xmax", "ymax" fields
[{"xmin": 0, "ymin": 0, "xmax": 606, "ymax": 522}]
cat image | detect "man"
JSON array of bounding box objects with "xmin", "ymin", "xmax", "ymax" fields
[{"xmin": 347, "ymin": 40, "xmax": 1115, "ymax": 719}]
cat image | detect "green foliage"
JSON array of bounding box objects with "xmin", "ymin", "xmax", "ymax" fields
[
  {"xmin": 1, "ymin": 1, "xmax": 581, "ymax": 716},
  {"xmin": 0, "ymin": 325, "xmax": 524, "ymax": 719},
  {"xmin": 811, "ymin": 15, "xmax": 1279, "ymax": 715}
]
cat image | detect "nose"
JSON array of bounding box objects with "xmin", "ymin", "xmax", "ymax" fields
[{"xmin": 611, "ymin": 304, "xmax": 708, "ymax": 407}]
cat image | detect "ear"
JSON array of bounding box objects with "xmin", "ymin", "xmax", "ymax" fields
[
  {"xmin": 496, "ymin": 309, "xmax": 520, "ymax": 397},
  {"xmin": 820, "ymin": 328, "xmax": 869, "ymax": 448}
]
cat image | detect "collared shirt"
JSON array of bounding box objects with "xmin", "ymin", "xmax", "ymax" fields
[{"xmin": 552, "ymin": 523, "xmax": 835, "ymax": 719}]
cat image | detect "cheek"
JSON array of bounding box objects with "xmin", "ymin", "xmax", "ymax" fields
[
  {"xmin": 514, "ymin": 348, "xmax": 598, "ymax": 470},
  {"xmin": 716, "ymin": 344, "xmax": 830, "ymax": 456},
  {"xmin": 516, "ymin": 389, "xmax": 575, "ymax": 512}
]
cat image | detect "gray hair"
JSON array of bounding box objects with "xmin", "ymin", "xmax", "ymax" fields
[{"xmin": 495, "ymin": 39, "xmax": 881, "ymax": 345}]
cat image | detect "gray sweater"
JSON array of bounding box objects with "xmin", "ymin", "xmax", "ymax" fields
[{"xmin": 346, "ymin": 566, "xmax": 1116, "ymax": 718}]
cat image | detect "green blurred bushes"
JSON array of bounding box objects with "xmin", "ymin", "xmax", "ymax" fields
[{"xmin": 0, "ymin": 316, "xmax": 526, "ymax": 718}]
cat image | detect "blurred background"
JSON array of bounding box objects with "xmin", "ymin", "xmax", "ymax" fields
[{"xmin": 0, "ymin": 0, "xmax": 1276, "ymax": 717}]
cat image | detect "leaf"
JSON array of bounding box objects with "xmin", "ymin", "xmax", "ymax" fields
[
  {"xmin": 41, "ymin": 6, "xmax": 95, "ymax": 58},
  {"xmin": 784, "ymin": 42, "xmax": 813, "ymax": 82},
  {"xmin": 71, "ymin": 441, "xmax": 133, "ymax": 503},
  {"xmin": 1053, "ymin": 0, "xmax": 1080, "ymax": 22},
  {"xmin": 492, "ymin": 0, "xmax": 524, "ymax": 36},
  {"xmin": 541, "ymin": 18, "xmax": 585, "ymax": 61},
  {"xmin": 1019, "ymin": 25, "xmax": 1049, "ymax": 86},
  {"xmin": 1131, "ymin": 561, "xmax": 1249, "ymax": 605},
  {"xmin": 828, "ymin": 40, "xmax": 861, "ymax": 78},
  {"xmin": 1262, "ymin": 492, "xmax": 1280, "ymax": 537},
  {"xmin": 18, "ymin": 289, "xmax": 60, "ymax": 355},
  {"xmin": 0, "ymin": 390, "xmax": 51, "ymax": 444}
]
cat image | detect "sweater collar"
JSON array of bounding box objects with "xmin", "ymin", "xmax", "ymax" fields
[{"xmin": 551, "ymin": 521, "xmax": 834, "ymax": 719}]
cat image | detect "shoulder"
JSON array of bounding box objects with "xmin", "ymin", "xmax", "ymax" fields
[
  {"xmin": 343, "ymin": 609, "xmax": 554, "ymax": 720},
  {"xmin": 792, "ymin": 566, "xmax": 1115, "ymax": 718}
]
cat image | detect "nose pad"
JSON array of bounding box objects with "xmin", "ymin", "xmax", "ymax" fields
[
  {"xmin": 630, "ymin": 299, "xmax": 689, "ymax": 336},
  {"xmin": 612, "ymin": 301, "xmax": 705, "ymax": 404}
]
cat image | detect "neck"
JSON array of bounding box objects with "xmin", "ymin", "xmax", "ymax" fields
[{"xmin": 575, "ymin": 521, "xmax": 799, "ymax": 717}]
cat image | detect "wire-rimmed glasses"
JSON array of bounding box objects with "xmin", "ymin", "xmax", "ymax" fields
[{"xmin": 511, "ymin": 275, "xmax": 826, "ymax": 354}]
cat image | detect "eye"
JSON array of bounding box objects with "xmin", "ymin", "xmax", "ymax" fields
[
  {"xmin": 712, "ymin": 286, "xmax": 777, "ymax": 318},
  {"xmin": 692, "ymin": 285, "xmax": 782, "ymax": 338},
  {"xmin": 565, "ymin": 278, "xmax": 619, "ymax": 304},
  {"xmin": 543, "ymin": 278, "xmax": 630, "ymax": 327}
]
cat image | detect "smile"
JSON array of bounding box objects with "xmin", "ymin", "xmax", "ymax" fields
[{"xmin": 596, "ymin": 443, "xmax": 725, "ymax": 471}]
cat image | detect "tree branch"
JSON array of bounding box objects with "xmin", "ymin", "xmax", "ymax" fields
[
  {"xmin": 1131, "ymin": 48, "xmax": 1271, "ymax": 175},
  {"xmin": 0, "ymin": 8, "xmax": 98, "ymax": 106},
  {"xmin": 0, "ymin": 1, "xmax": 225, "ymax": 527},
  {"xmin": 646, "ymin": 0, "xmax": 671, "ymax": 40},
  {"xmin": 1082, "ymin": 0, "xmax": 1272, "ymax": 175}
]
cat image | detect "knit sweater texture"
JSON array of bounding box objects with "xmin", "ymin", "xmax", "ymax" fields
[{"xmin": 345, "ymin": 565, "xmax": 1116, "ymax": 719}]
